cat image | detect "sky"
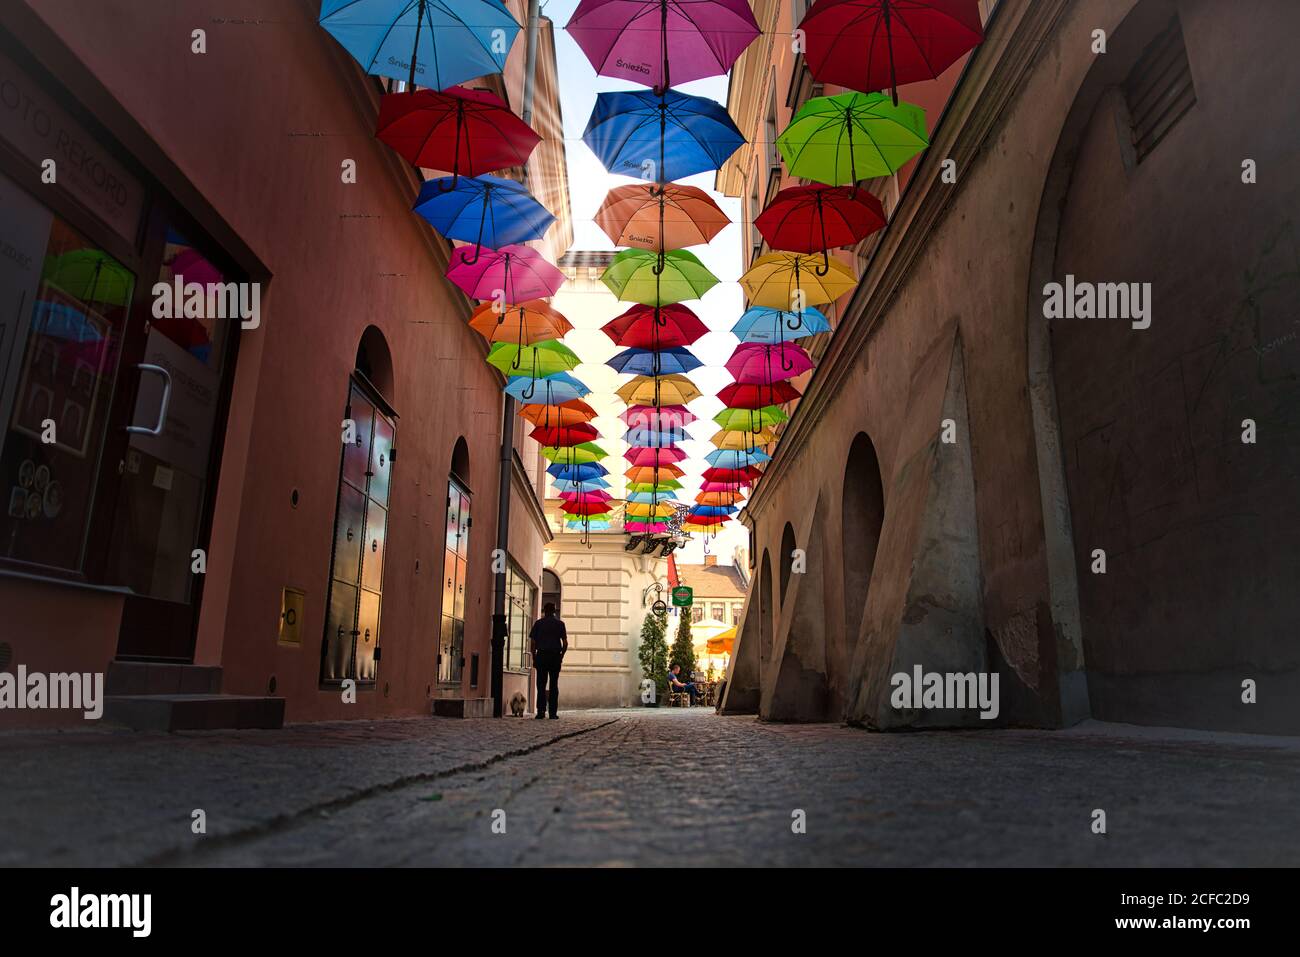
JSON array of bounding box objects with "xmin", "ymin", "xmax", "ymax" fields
[{"xmin": 543, "ymin": 0, "xmax": 751, "ymax": 566}]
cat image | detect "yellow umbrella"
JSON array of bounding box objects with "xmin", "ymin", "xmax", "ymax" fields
[
  {"xmin": 707, "ymin": 627, "xmax": 736, "ymax": 656},
  {"xmin": 710, "ymin": 427, "xmax": 777, "ymax": 449},
  {"xmin": 616, "ymin": 374, "xmax": 701, "ymax": 406},
  {"xmin": 624, "ymin": 501, "xmax": 676, "ymax": 518},
  {"xmin": 740, "ymin": 252, "xmax": 856, "ymax": 309}
]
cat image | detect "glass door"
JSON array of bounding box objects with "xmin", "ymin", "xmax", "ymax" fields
[{"xmin": 438, "ymin": 478, "xmax": 470, "ymax": 684}]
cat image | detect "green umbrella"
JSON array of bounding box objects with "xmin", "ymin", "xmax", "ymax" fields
[
  {"xmin": 541, "ymin": 442, "xmax": 607, "ymax": 464},
  {"xmin": 487, "ymin": 339, "xmax": 581, "ymax": 377},
  {"xmin": 627, "ymin": 479, "xmax": 683, "ymax": 493},
  {"xmin": 713, "ymin": 405, "xmax": 789, "ymax": 430},
  {"xmin": 600, "ymin": 249, "xmax": 718, "ymax": 306},
  {"xmin": 777, "ymin": 92, "xmax": 928, "ymax": 186},
  {"xmin": 41, "ymin": 249, "xmax": 135, "ymax": 307}
]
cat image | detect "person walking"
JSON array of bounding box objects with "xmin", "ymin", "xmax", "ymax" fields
[{"xmin": 529, "ymin": 601, "xmax": 568, "ymax": 719}]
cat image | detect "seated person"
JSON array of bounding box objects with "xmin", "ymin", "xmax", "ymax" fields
[{"xmin": 667, "ymin": 664, "xmax": 699, "ymax": 704}]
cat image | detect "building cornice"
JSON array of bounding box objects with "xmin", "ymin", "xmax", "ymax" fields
[{"xmin": 746, "ymin": 0, "xmax": 1069, "ymax": 516}]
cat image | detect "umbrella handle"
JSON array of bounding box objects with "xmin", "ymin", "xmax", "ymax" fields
[
  {"xmin": 814, "ymin": 248, "xmax": 832, "ymax": 277},
  {"xmin": 521, "ymin": 376, "xmax": 537, "ymax": 401},
  {"xmin": 780, "ymin": 353, "xmax": 795, "ymax": 373},
  {"xmin": 652, "ymin": 250, "xmax": 666, "ymax": 276},
  {"xmin": 457, "ymin": 185, "xmax": 490, "ymax": 266},
  {"xmin": 459, "ymin": 244, "xmax": 484, "ymax": 266}
]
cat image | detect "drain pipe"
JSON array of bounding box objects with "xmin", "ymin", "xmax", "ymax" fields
[{"xmin": 491, "ymin": 0, "xmax": 542, "ymax": 718}]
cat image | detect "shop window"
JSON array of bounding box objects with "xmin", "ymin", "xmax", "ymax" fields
[
  {"xmin": 439, "ymin": 471, "xmax": 471, "ymax": 684},
  {"xmin": 506, "ymin": 560, "xmax": 537, "ymax": 672}
]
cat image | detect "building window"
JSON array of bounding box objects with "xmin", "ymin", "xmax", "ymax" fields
[
  {"xmin": 691, "ymin": 604, "xmax": 704, "ymax": 624},
  {"xmin": 439, "ymin": 474, "xmax": 471, "ymax": 684},
  {"xmin": 711, "ymin": 603, "xmax": 726, "ymax": 622},
  {"xmin": 731, "ymin": 603, "xmax": 744, "ymax": 624},
  {"xmin": 1124, "ymin": 17, "xmax": 1196, "ymax": 163},
  {"xmin": 506, "ymin": 560, "xmax": 536, "ymax": 672}
]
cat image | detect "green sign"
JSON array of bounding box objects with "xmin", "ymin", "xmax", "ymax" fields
[{"xmin": 671, "ymin": 586, "xmax": 693, "ymax": 607}]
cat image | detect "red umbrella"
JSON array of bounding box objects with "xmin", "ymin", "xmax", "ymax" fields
[
  {"xmin": 703, "ymin": 466, "xmax": 763, "ymax": 484},
  {"xmin": 601, "ymin": 303, "xmax": 708, "ymax": 349},
  {"xmin": 560, "ymin": 489, "xmax": 613, "ymax": 503},
  {"xmin": 562, "ymin": 500, "xmax": 612, "ymax": 516},
  {"xmin": 798, "ymin": 0, "xmax": 984, "ymax": 104},
  {"xmin": 625, "ymin": 446, "xmax": 687, "ymax": 467},
  {"xmin": 755, "ymin": 185, "xmax": 886, "ymax": 273},
  {"xmin": 726, "ymin": 342, "xmax": 815, "ymax": 382},
  {"xmin": 718, "ymin": 380, "xmax": 802, "ymax": 409},
  {"xmin": 530, "ymin": 423, "xmax": 601, "ymax": 447},
  {"xmin": 377, "ymin": 87, "xmax": 541, "ymax": 183}
]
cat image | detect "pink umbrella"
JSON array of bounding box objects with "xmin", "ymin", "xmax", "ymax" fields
[
  {"xmin": 700, "ymin": 480, "xmax": 749, "ymax": 492},
  {"xmin": 624, "ymin": 521, "xmax": 669, "ymax": 534},
  {"xmin": 625, "ymin": 446, "xmax": 687, "ymax": 467},
  {"xmin": 446, "ymin": 244, "xmax": 565, "ymax": 303},
  {"xmin": 560, "ymin": 490, "xmax": 613, "ymax": 503},
  {"xmin": 725, "ymin": 342, "xmax": 814, "ymax": 383}
]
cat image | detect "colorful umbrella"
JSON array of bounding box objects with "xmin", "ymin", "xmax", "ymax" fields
[
  {"xmin": 601, "ymin": 249, "xmax": 718, "ymax": 305},
  {"xmin": 696, "ymin": 490, "xmax": 745, "ymax": 507},
  {"xmin": 413, "ymin": 175, "xmax": 555, "ymax": 263},
  {"xmin": 583, "ymin": 88, "xmax": 744, "ymax": 184},
  {"xmin": 627, "ymin": 491, "xmax": 679, "ymax": 504},
  {"xmin": 549, "ymin": 462, "xmax": 608, "ymax": 481},
  {"xmin": 553, "ymin": 477, "xmax": 611, "ymax": 492},
  {"xmin": 486, "ymin": 340, "xmax": 581, "ymax": 377},
  {"xmin": 319, "ymin": 0, "xmax": 520, "ymax": 90},
  {"xmin": 41, "ymin": 249, "xmax": 134, "ymax": 307},
  {"xmin": 596, "ymin": 183, "xmax": 730, "ymax": 252},
  {"xmin": 447, "ymin": 243, "xmax": 566, "ymax": 302},
  {"xmin": 530, "ymin": 423, "xmax": 600, "ymax": 447},
  {"xmin": 628, "ymin": 479, "xmax": 683, "ymax": 492},
  {"xmin": 689, "ymin": 504, "xmax": 738, "ymax": 517},
  {"xmin": 756, "ymin": 185, "xmax": 887, "ymax": 272},
  {"xmin": 607, "ymin": 346, "xmax": 703, "ymax": 376},
  {"xmin": 560, "ymin": 489, "xmax": 613, "ymax": 503},
  {"xmin": 684, "ymin": 512, "xmax": 728, "ymax": 526},
  {"xmin": 376, "ymin": 86, "xmax": 540, "ymax": 184},
  {"xmin": 732, "ymin": 306, "xmax": 831, "ymax": 344},
  {"xmin": 624, "ymin": 426, "xmax": 691, "ymax": 447},
  {"xmin": 711, "ymin": 428, "xmax": 777, "ymax": 449},
  {"xmin": 717, "ymin": 380, "xmax": 802, "ymax": 408},
  {"xmin": 625, "ymin": 521, "xmax": 670, "ymax": 534},
  {"xmin": 740, "ymin": 253, "xmax": 857, "ymax": 309},
  {"xmin": 626, "ymin": 464, "xmax": 685, "ymax": 483},
  {"xmin": 625, "ymin": 446, "xmax": 688, "ymax": 467},
  {"xmin": 566, "ymin": 0, "xmax": 759, "ymax": 90},
  {"xmin": 702, "ymin": 465, "xmax": 762, "ymax": 484},
  {"xmin": 713, "ymin": 404, "xmax": 788, "ymax": 430},
  {"xmin": 726, "ymin": 342, "xmax": 815, "ymax": 381},
  {"xmin": 622, "ymin": 404, "xmax": 697, "ymax": 428},
  {"xmin": 543, "ymin": 442, "xmax": 608, "ymax": 464},
  {"xmin": 602, "ymin": 304, "xmax": 708, "ymax": 349},
  {"xmin": 563, "ymin": 500, "xmax": 613, "ymax": 516},
  {"xmin": 469, "ymin": 300, "xmax": 571, "ymax": 345},
  {"xmin": 616, "ymin": 374, "xmax": 702, "ymax": 406},
  {"xmin": 798, "ymin": 0, "xmax": 984, "ymax": 104},
  {"xmin": 777, "ymin": 92, "xmax": 928, "ymax": 186},
  {"xmin": 626, "ymin": 501, "xmax": 677, "ymax": 518},
  {"xmin": 706, "ymin": 448, "xmax": 770, "ymax": 468},
  {"xmin": 519, "ymin": 398, "xmax": 598, "ymax": 427},
  {"xmin": 505, "ymin": 371, "xmax": 589, "ymax": 404}
]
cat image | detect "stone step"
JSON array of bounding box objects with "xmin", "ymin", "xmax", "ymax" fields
[
  {"xmin": 104, "ymin": 694, "xmax": 285, "ymax": 732},
  {"xmin": 431, "ymin": 697, "xmax": 495, "ymax": 718},
  {"xmin": 105, "ymin": 661, "xmax": 223, "ymax": 696}
]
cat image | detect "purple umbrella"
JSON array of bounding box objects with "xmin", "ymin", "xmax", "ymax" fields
[
  {"xmin": 446, "ymin": 243, "xmax": 565, "ymax": 303},
  {"xmin": 725, "ymin": 342, "xmax": 815, "ymax": 383},
  {"xmin": 566, "ymin": 0, "xmax": 760, "ymax": 91}
]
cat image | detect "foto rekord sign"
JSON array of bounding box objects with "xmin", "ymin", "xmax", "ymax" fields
[{"xmin": 671, "ymin": 585, "xmax": 693, "ymax": 607}]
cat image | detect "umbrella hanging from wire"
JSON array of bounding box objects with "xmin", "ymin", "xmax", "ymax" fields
[
  {"xmin": 413, "ymin": 174, "xmax": 554, "ymax": 265},
  {"xmin": 504, "ymin": 370, "xmax": 589, "ymax": 404},
  {"xmin": 713, "ymin": 405, "xmax": 788, "ymax": 431},
  {"xmin": 740, "ymin": 252, "xmax": 857, "ymax": 310},
  {"xmin": 486, "ymin": 339, "xmax": 581, "ymax": 377},
  {"xmin": 601, "ymin": 249, "xmax": 718, "ymax": 304},
  {"xmin": 468, "ymin": 300, "xmax": 571, "ymax": 346},
  {"xmin": 606, "ymin": 346, "xmax": 703, "ymax": 377},
  {"xmin": 616, "ymin": 374, "xmax": 702, "ymax": 407},
  {"xmin": 726, "ymin": 342, "xmax": 815, "ymax": 381},
  {"xmin": 447, "ymin": 243, "xmax": 566, "ymax": 302},
  {"xmin": 622, "ymin": 404, "xmax": 697, "ymax": 429},
  {"xmin": 777, "ymin": 92, "xmax": 928, "ymax": 186},
  {"xmin": 731, "ymin": 306, "xmax": 831, "ymax": 344},
  {"xmin": 550, "ymin": 462, "xmax": 608, "ymax": 482},
  {"xmin": 519, "ymin": 398, "xmax": 598, "ymax": 428},
  {"xmin": 602, "ymin": 303, "xmax": 708, "ymax": 350},
  {"xmin": 596, "ymin": 183, "xmax": 731, "ymax": 252},
  {"xmin": 717, "ymin": 380, "xmax": 802, "ymax": 408},
  {"xmin": 530, "ymin": 423, "xmax": 601, "ymax": 447},
  {"xmin": 756, "ymin": 185, "xmax": 886, "ymax": 273}
]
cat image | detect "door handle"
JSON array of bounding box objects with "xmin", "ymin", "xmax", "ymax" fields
[{"xmin": 126, "ymin": 363, "xmax": 172, "ymax": 436}]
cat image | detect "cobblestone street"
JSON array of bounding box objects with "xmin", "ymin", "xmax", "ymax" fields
[{"xmin": 6, "ymin": 709, "xmax": 1300, "ymax": 867}]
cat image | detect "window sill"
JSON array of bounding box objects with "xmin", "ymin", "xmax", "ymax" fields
[{"xmin": 0, "ymin": 566, "xmax": 134, "ymax": 597}]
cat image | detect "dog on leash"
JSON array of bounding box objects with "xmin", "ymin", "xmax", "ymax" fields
[{"xmin": 509, "ymin": 692, "xmax": 527, "ymax": 717}]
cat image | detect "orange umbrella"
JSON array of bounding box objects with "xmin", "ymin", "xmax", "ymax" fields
[
  {"xmin": 468, "ymin": 299, "xmax": 571, "ymax": 345},
  {"xmin": 625, "ymin": 464, "xmax": 685, "ymax": 483},
  {"xmin": 518, "ymin": 398, "xmax": 598, "ymax": 427},
  {"xmin": 596, "ymin": 183, "xmax": 731, "ymax": 252},
  {"xmin": 707, "ymin": 627, "xmax": 736, "ymax": 656},
  {"xmin": 695, "ymin": 490, "xmax": 745, "ymax": 507}
]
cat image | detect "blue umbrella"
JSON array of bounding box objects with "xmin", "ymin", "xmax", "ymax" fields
[
  {"xmin": 319, "ymin": 0, "xmax": 520, "ymax": 90},
  {"xmin": 689, "ymin": 505, "xmax": 737, "ymax": 517},
  {"xmin": 606, "ymin": 346, "xmax": 702, "ymax": 376},
  {"xmin": 504, "ymin": 371, "xmax": 589, "ymax": 404},
  {"xmin": 705, "ymin": 448, "xmax": 771, "ymax": 468},
  {"xmin": 548, "ymin": 462, "xmax": 608, "ymax": 482},
  {"xmin": 552, "ymin": 478, "xmax": 611, "ymax": 492},
  {"xmin": 413, "ymin": 174, "xmax": 555, "ymax": 264},
  {"xmin": 624, "ymin": 427, "xmax": 690, "ymax": 447},
  {"xmin": 626, "ymin": 491, "xmax": 679, "ymax": 504},
  {"xmin": 567, "ymin": 519, "xmax": 612, "ymax": 531},
  {"xmin": 732, "ymin": 306, "xmax": 831, "ymax": 343},
  {"xmin": 31, "ymin": 300, "xmax": 104, "ymax": 343},
  {"xmin": 583, "ymin": 88, "xmax": 744, "ymax": 184}
]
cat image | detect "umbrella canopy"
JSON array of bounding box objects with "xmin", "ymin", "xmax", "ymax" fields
[
  {"xmin": 562, "ymin": 500, "xmax": 612, "ymax": 516},
  {"xmin": 624, "ymin": 426, "xmax": 691, "ymax": 447},
  {"xmin": 543, "ymin": 442, "xmax": 608, "ymax": 464},
  {"xmin": 625, "ymin": 446, "xmax": 688, "ymax": 467},
  {"xmin": 549, "ymin": 462, "xmax": 608, "ymax": 481},
  {"xmin": 700, "ymin": 480, "xmax": 747, "ymax": 493},
  {"xmin": 616, "ymin": 374, "xmax": 702, "ymax": 407},
  {"xmin": 566, "ymin": 0, "xmax": 759, "ymax": 90},
  {"xmin": 530, "ymin": 423, "xmax": 600, "ymax": 447},
  {"xmin": 696, "ymin": 490, "xmax": 745, "ymax": 506},
  {"xmin": 726, "ymin": 342, "xmax": 815, "ymax": 382},
  {"xmin": 713, "ymin": 405, "xmax": 788, "ymax": 430},
  {"xmin": 41, "ymin": 249, "xmax": 134, "ymax": 306},
  {"xmin": 711, "ymin": 427, "xmax": 777, "ymax": 449},
  {"xmin": 583, "ymin": 88, "xmax": 744, "ymax": 184},
  {"xmin": 469, "ymin": 300, "xmax": 571, "ymax": 345},
  {"xmin": 740, "ymin": 253, "xmax": 857, "ymax": 309},
  {"xmin": 625, "ymin": 521, "xmax": 670, "ymax": 534},
  {"xmin": 596, "ymin": 183, "xmax": 730, "ymax": 251},
  {"xmin": 689, "ymin": 504, "xmax": 738, "ymax": 517},
  {"xmin": 559, "ymin": 489, "xmax": 613, "ymax": 503},
  {"xmin": 447, "ymin": 243, "xmax": 565, "ymax": 302},
  {"xmin": 798, "ymin": 0, "xmax": 984, "ymax": 103},
  {"xmin": 319, "ymin": 0, "xmax": 520, "ymax": 90},
  {"xmin": 376, "ymin": 86, "xmax": 540, "ymax": 180},
  {"xmin": 602, "ymin": 304, "xmax": 708, "ymax": 350},
  {"xmin": 486, "ymin": 340, "xmax": 581, "ymax": 377},
  {"xmin": 702, "ymin": 465, "xmax": 762, "ymax": 484},
  {"xmin": 717, "ymin": 380, "xmax": 802, "ymax": 408},
  {"xmin": 519, "ymin": 398, "xmax": 598, "ymax": 427},
  {"xmin": 626, "ymin": 490, "xmax": 679, "ymax": 504},
  {"xmin": 622, "ymin": 404, "xmax": 697, "ymax": 429},
  {"xmin": 601, "ymin": 249, "xmax": 718, "ymax": 305},
  {"xmin": 553, "ymin": 477, "xmax": 611, "ymax": 492},
  {"xmin": 777, "ymin": 92, "xmax": 928, "ymax": 185},
  {"xmin": 505, "ymin": 371, "xmax": 589, "ymax": 404},
  {"xmin": 756, "ymin": 185, "xmax": 886, "ymax": 255},
  {"xmin": 625, "ymin": 501, "xmax": 677, "ymax": 518},
  {"xmin": 706, "ymin": 628, "xmax": 736, "ymax": 655},
  {"xmin": 628, "ymin": 479, "xmax": 683, "ymax": 493},
  {"xmin": 626, "ymin": 464, "xmax": 685, "ymax": 483},
  {"xmin": 413, "ymin": 175, "xmax": 555, "ymax": 259},
  {"xmin": 732, "ymin": 306, "xmax": 831, "ymax": 344},
  {"xmin": 685, "ymin": 511, "xmax": 728, "ymax": 526},
  {"xmin": 706, "ymin": 448, "xmax": 770, "ymax": 468},
  {"xmin": 606, "ymin": 347, "xmax": 703, "ymax": 377}
]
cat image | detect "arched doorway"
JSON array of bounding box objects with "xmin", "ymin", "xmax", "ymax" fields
[
  {"xmin": 779, "ymin": 523, "xmax": 796, "ymax": 606},
  {"xmin": 542, "ymin": 568, "xmax": 562, "ymax": 617},
  {"xmin": 841, "ymin": 433, "xmax": 885, "ymax": 652},
  {"xmin": 758, "ymin": 549, "xmax": 773, "ymax": 672}
]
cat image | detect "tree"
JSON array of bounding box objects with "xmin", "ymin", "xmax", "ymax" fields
[
  {"xmin": 637, "ymin": 610, "xmax": 669, "ymax": 704},
  {"xmin": 671, "ymin": 610, "xmax": 697, "ymax": 677}
]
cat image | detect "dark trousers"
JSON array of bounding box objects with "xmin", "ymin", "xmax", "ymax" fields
[{"xmin": 535, "ymin": 650, "xmax": 562, "ymax": 717}]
